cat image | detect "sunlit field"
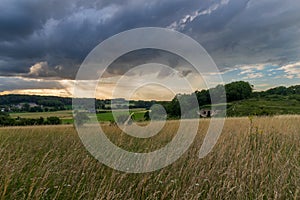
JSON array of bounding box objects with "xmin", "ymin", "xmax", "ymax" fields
[{"xmin": 0, "ymin": 116, "xmax": 299, "ymax": 199}]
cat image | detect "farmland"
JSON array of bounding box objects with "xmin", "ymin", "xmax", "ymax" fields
[
  {"xmin": 1, "ymin": 82, "xmax": 300, "ymax": 127},
  {"xmin": 0, "ymin": 116, "xmax": 299, "ymax": 199},
  {"xmin": 9, "ymin": 109, "xmax": 147, "ymax": 124}
]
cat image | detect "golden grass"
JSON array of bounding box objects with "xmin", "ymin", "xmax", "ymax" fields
[{"xmin": 0, "ymin": 116, "xmax": 299, "ymax": 199}]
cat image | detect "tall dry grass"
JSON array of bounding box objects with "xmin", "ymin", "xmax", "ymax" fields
[{"xmin": 0, "ymin": 116, "xmax": 299, "ymax": 199}]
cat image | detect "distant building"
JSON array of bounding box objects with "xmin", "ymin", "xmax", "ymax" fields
[
  {"xmin": 16, "ymin": 103, "xmax": 38, "ymax": 108},
  {"xmin": 28, "ymin": 103, "xmax": 38, "ymax": 107}
]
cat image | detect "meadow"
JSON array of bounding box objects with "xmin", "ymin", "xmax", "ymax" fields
[
  {"xmin": 10, "ymin": 109, "xmax": 147, "ymax": 124},
  {"xmin": 0, "ymin": 116, "xmax": 299, "ymax": 199}
]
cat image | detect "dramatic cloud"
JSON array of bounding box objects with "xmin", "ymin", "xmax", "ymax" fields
[
  {"xmin": 168, "ymin": 0, "xmax": 230, "ymax": 30},
  {"xmin": 106, "ymin": 49, "xmax": 195, "ymax": 78},
  {"xmin": 0, "ymin": 0, "xmax": 300, "ymax": 97},
  {"xmin": 187, "ymin": 0, "xmax": 300, "ymax": 68},
  {"xmin": 0, "ymin": 0, "xmax": 206, "ymax": 79},
  {"xmin": 27, "ymin": 61, "xmax": 61, "ymax": 77}
]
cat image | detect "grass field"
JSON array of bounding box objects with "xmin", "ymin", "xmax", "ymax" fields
[
  {"xmin": 227, "ymin": 98, "xmax": 300, "ymax": 116},
  {"xmin": 0, "ymin": 116, "xmax": 299, "ymax": 199},
  {"xmin": 10, "ymin": 110, "xmax": 73, "ymax": 119},
  {"xmin": 10, "ymin": 109, "xmax": 147, "ymax": 124}
]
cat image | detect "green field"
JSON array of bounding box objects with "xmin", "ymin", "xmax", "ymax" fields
[
  {"xmin": 8, "ymin": 96, "xmax": 300, "ymax": 125},
  {"xmin": 10, "ymin": 109, "xmax": 147, "ymax": 124},
  {"xmin": 96, "ymin": 110, "xmax": 147, "ymax": 122},
  {"xmin": 0, "ymin": 116, "xmax": 299, "ymax": 199},
  {"xmin": 227, "ymin": 98, "xmax": 300, "ymax": 116}
]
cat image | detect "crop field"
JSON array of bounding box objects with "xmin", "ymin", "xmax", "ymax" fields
[
  {"xmin": 0, "ymin": 116, "xmax": 299, "ymax": 199},
  {"xmin": 10, "ymin": 110, "xmax": 74, "ymax": 120},
  {"xmin": 10, "ymin": 109, "xmax": 147, "ymax": 124}
]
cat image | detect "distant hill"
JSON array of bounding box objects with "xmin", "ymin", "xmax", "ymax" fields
[
  {"xmin": 0, "ymin": 94, "xmax": 155, "ymax": 112},
  {"xmin": 161, "ymin": 81, "xmax": 300, "ymax": 118},
  {"xmin": 0, "ymin": 82, "xmax": 300, "ymax": 116},
  {"xmin": 0, "ymin": 94, "xmax": 72, "ymax": 106},
  {"xmin": 228, "ymin": 83, "xmax": 300, "ymax": 116}
]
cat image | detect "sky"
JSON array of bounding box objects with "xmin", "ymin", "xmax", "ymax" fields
[{"xmin": 0, "ymin": 0, "xmax": 300, "ymax": 100}]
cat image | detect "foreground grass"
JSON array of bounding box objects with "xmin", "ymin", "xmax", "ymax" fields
[{"xmin": 0, "ymin": 116, "xmax": 299, "ymax": 199}]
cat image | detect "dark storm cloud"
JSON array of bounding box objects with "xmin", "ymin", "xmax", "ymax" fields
[
  {"xmin": 0, "ymin": 76, "xmax": 63, "ymax": 92},
  {"xmin": 0, "ymin": 0, "xmax": 300, "ymax": 80},
  {"xmin": 106, "ymin": 49, "xmax": 194, "ymax": 78},
  {"xmin": 0, "ymin": 0, "xmax": 73, "ymax": 41},
  {"xmin": 0, "ymin": 0, "xmax": 209, "ymax": 79},
  {"xmin": 182, "ymin": 0, "xmax": 300, "ymax": 69}
]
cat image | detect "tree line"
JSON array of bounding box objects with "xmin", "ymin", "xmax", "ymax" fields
[
  {"xmin": 160, "ymin": 81, "xmax": 300, "ymax": 118},
  {"xmin": 159, "ymin": 81, "xmax": 253, "ymax": 118},
  {"xmin": 0, "ymin": 81, "xmax": 299, "ymax": 126},
  {"xmin": 0, "ymin": 112, "xmax": 61, "ymax": 126}
]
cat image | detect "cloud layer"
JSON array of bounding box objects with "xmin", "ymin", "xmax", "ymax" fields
[{"xmin": 0, "ymin": 0, "xmax": 300, "ymax": 98}]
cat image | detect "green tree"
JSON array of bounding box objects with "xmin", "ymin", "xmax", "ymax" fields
[
  {"xmin": 225, "ymin": 81, "xmax": 253, "ymax": 102},
  {"xmin": 144, "ymin": 111, "xmax": 150, "ymax": 121},
  {"xmin": 45, "ymin": 117, "xmax": 61, "ymax": 125},
  {"xmin": 210, "ymin": 85, "xmax": 226, "ymax": 103},
  {"xmin": 165, "ymin": 96, "xmax": 180, "ymax": 118},
  {"xmin": 195, "ymin": 89, "xmax": 210, "ymax": 106},
  {"xmin": 37, "ymin": 117, "xmax": 44, "ymax": 125}
]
